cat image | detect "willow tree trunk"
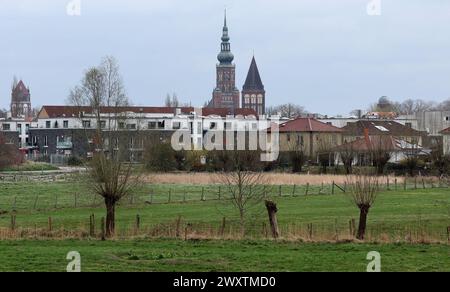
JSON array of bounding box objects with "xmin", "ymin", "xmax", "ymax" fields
[
  {"xmin": 357, "ymin": 206, "xmax": 370, "ymax": 240},
  {"xmin": 265, "ymin": 200, "xmax": 279, "ymax": 239},
  {"xmin": 105, "ymin": 197, "xmax": 116, "ymax": 237}
]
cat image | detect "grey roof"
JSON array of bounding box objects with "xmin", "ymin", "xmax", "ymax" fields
[{"xmin": 243, "ymin": 57, "xmax": 264, "ymax": 91}]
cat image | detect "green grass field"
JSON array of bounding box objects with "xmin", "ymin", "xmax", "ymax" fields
[
  {"xmin": 0, "ymin": 239, "xmax": 448, "ymax": 272},
  {"xmin": 0, "ymin": 180, "xmax": 449, "ymax": 271},
  {"xmin": 0, "ymin": 181, "xmax": 449, "ymax": 239}
]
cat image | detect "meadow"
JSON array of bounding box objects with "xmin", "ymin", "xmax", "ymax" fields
[{"xmin": 0, "ymin": 177, "xmax": 449, "ymax": 272}]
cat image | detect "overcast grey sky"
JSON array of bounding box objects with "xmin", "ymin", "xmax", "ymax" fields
[{"xmin": 1, "ymin": 0, "xmax": 450, "ymax": 115}]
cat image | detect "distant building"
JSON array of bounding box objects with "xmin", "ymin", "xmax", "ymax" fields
[
  {"xmin": 11, "ymin": 80, "xmax": 32, "ymax": 119},
  {"xmin": 439, "ymin": 127, "xmax": 450, "ymax": 155},
  {"xmin": 208, "ymin": 12, "xmax": 240, "ymax": 112},
  {"xmin": 274, "ymin": 117, "xmax": 343, "ymax": 160},
  {"xmin": 242, "ymin": 56, "xmax": 266, "ymax": 116},
  {"xmin": 341, "ymin": 120, "xmax": 425, "ymax": 146},
  {"xmin": 29, "ymin": 105, "xmax": 257, "ymax": 159}
]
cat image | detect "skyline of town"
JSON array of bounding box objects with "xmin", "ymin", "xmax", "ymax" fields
[{"xmin": 2, "ymin": 0, "xmax": 450, "ymax": 115}]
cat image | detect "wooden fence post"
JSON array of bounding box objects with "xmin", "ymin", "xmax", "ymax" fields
[
  {"xmin": 292, "ymin": 185, "xmax": 296, "ymax": 196},
  {"xmin": 89, "ymin": 214, "xmax": 95, "ymax": 237},
  {"xmin": 220, "ymin": 217, "xmax": 226, "ymax": 237},
  {"xmin": 33, "ymin": 194, "xmax": 39, "ymax": 210},
  {"xmin": 54, "ymin": 194, "xmax": 58, "ymax": 209},
  {"xmin": 183, "ymin": 190, "xmax": 187, "ymax": 203},
  {"xmin": 168, "ymin": 189, "xmax": 172, "ymax": 203},
  {"xmin": 278, "ymin": 185, "xmax": 282, "ymax": 197},
  {"xmin": 48, "ymin": 217, "xmax": 53, "ymax": 232},
  {"xmin": 331, "ymin": 182, "xmax": 335, "ymax": 195},
  {"xmin": 176, "ymin": 216, "xmax": 182, "ymax": 238},
  {"xmin": 135, "ymin": 214, "xmax": 141, "ymax": 233},
  {"xmin": 305, "ymin": 183, "xmax": 310, "ymax": 196},
  {"xmin": 218, "ymin": 187, "xmax": 221, "ymax": 200},
  {"xmin": 101, "ymin": 217, "xmax": 106, "ymax": 241},
  {"xmin": 414, "ymin": 177, "xmax": 417, "ymax": 189},
  {"xmin": 201, "ymin": 187, "xmax": 205, "ymax": 201},
  {"xmin": 404, "ymin": 178, "xmax": 407, "ymax": 191},
  {"xmin": 422, "ymin": 178, "xmax": 426, "ymax": 189},
  {"xmin": 386, "ymin": 177, "xmax": 390, "ymax": 190},
  {"xmin": 308, "ymin": 223, "xmax": 313, "ymax": 240},
  {"xmin": 12, "ymin": 196, "xmax": 17, "ymax": 210},
  {"xmin": 10, "ymin": 215, "xmax": 16, "ymax": 231},
  {"xmin": 394, "ymin": 178, "xmax": 397, "ymax": 191}
]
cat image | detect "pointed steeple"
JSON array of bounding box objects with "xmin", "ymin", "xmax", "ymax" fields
[
  {"xmin": 243, "ymin": 56, "xmax": 264, "ymax": 91},
  {"xmin": 217, "ymin": 9, "xmax": 234, "ymax": 65}
]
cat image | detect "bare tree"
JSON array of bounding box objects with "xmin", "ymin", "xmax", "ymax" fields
[
  {"xmin": 338, "ymin": 142, "xmax": 356, "ymax": 175},
  {"xmin": 317, "ymin": 138, "xmax": 334, "ymax": 174},
  {"xmin": 216, "ymin": 150, "xmax": 266, "ymax": 236},
  {"xmin": 68, "ymin": 56, "xmax": 140, "ymax": 237},
  {"xmin": 266, "ymin": 103, "xmax": 307, "ymax": 118},
  {"xmin": 370, "ymin": 137, "xmax": 392, "ymax": 175},
  {"xmin": 164, "ymin": 93, "xmax": 180, "ymax": 107},
  {"xmin": 401, "ymin": 142, "xmax": 422, "ymax": 177},
  {"xmin": 0, "ymin": 133, "xmax": 22, "ymax": 170},
  {"xmin": 430, "ymin": 141, "xmax": 449, "ymax": 176},
  {"xmin": 347, "ymin": 175, "xmax": 379, "ymax": 240},
  {"xmin": 288, "ymin": 140, "xmax": 307, "ymax": 173}
]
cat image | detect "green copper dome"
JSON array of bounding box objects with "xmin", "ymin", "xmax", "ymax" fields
[{"xmin": 217, "ymin": 11, "xmax": 234, "ymax": 65}]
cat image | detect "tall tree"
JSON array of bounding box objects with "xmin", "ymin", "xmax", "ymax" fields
[{"xmin": 68, "ymin": 56, "xmax": 139, "ymax": 237}]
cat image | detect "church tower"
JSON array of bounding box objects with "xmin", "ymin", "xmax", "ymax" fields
[
  {"xmin": 11, "ymin": 79, "xmax": 32, "ymax": 118},
  {"xmin": 242, "ymin": 56, "xmax": 265, "ymax": 115},
  {"xmin": 209, "ymin": 11, "xmax": 240, "ymax": 112}
]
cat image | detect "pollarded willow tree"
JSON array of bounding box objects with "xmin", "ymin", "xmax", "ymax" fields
[
  {"xmin": 347, "ymin": 174, "xmax": 379, "ymax": 240},
  {"xmin": 68, "ymin": 56, "xmax": 140, "ymax": 237}
]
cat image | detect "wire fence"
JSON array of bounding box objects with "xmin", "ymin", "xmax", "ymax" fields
[
  {"xmin": 0, "ymin": 176, "xmax": 449, "ymax": 211},
  {"xmin": 1, "ymin": 214, "xmax": 449, "ymax": 244}
]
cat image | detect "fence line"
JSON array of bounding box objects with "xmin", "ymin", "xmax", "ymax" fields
[{"xmin": 0, "ymin": 176, "xmax": 449, "ymax": 212}]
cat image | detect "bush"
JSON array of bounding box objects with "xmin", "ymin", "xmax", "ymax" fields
[
  {"xmin": 67, "ymin": 156, "xmax": 83, "ymax": 166},
  {"xmin": 144, "ymin": 142, "xmax": 177, "ymax": 172}
]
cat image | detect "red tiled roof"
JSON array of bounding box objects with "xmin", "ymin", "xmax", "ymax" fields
[
  {"xmin": 440, "ymin": 127, "xmax": 450, "ymax": 134},
  {"xmin": 39, "ymin": 106, "xmax": 257, "ymax": 119},
  {"xmin": 277, "ymin": 118, "xmax": 343, "ymax": 133}
]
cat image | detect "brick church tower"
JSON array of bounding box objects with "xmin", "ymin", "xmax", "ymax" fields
[
  {"xmin": 208, "ymin": 12, "xmax": 240, "ymax": 112},
  {"xmin": 242, "ymin": 56, "xmax": 265, "ymax": 115},
  {"xmin": 11, "ymin": 79, "xmax": 32, "ymax": 118}
]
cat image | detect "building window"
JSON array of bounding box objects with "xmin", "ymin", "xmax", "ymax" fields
[
  {"xmin": 173, "ymin": 122, "xmax": 181, "ymax": 130},
  {"xmin": 82, "ymin": 120, "xmax": 91, "ymax": 128},
  {"xmin": 100, "ymin": 121, "xmax": 106, "ymax": 129},
  {"xmin": 44, "ymin": 136, "xmax": 48, "ymax": 147},
  {"xmin": 157, "ymin": 121, "xmax": 165, "ymax": 129},
  {"xmin": 210, "ymin": 122, "xmax": 217, "ymax": 130},
  {"xmin": 127, "ymin": 124, "xmax": 136, "ymax": 130},
  {"xmin": 118, "ymin": 122, "xmax": 125, "ymax": 129},
  {"xmin": 225, "ymin": 122, "xmax": 232, "ymax": 130},
  {"xmin": 148, "ymin": 122, "xmax": 157, "ymax": 129},
  {"xmin": 287, "ymin": 134, "xmax": 291, "ymax": 142},
  {"xmin": 46, "ymin": 121, "xmax": 51, "ymax": 129},
  {"xmin": 2, "ymin": 124, "xmax": 10, "ymax": 131},
  {"xmin": 63, "ymin": 121, "xmax": 69, "ymax": 128}
]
